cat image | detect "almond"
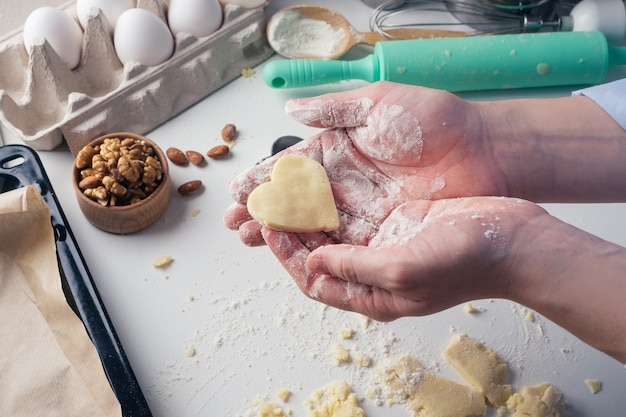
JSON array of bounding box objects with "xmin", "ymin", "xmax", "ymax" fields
[
  {"xmin": 207, "ymin": 144, "xmax": 230, "ymax": 158},
  {"xmin": 166, "ymin": 147, "xmax": 188, "ymax": 166},
  {"xmin": 185, "ymin": 150, "xmax": 205, "ymax": 166},
  {"xmin": 177, "ymin": 180, "xmax": 202, "ymax": 196},
  {"xmin": 221, "ymin": 123, "xmax": 237, "ymax": 142}
]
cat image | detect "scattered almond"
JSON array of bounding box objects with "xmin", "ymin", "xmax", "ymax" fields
[
  {"xmin": 221, "ymin": 123, "xmax": 237, "ymax": 142},
  {"xmin": 166, "ymin": 147, "xmax": 188, "ymax": 166},
  {"xmin": 177, "ymin": 180, "xmax": 203, "ymax": 196},
  {"xmin": 185, "ymin": 150, "xmax": 205, "ymax": 166},
  {"xmin": 207, "ymin": 144, "xmax": 230, "ymax": 158}
]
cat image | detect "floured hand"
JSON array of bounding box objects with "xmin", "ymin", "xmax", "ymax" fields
[
  {"xmin": 261, "ymin": 196, "xmax": 549, "ymax": 321},
  {"xmin": 224, "ymin": 82, "xmax": 508, "ymax": 246}
]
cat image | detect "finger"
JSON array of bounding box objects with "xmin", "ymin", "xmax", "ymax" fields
[
  {"xmin": 285, "ymin": 93, "xmax": 374, "ymax": 129},
  {"xmin": 223, "ymin": 202, "xmax": 252, "ymax": 230},
  {"xmin": 261, "ymin": 228, "xmax": 370, "ymax": 310},
  {"xmin": 306, "ymin": 244, "xmax": 398, "ymax": 288},
  {"xmin": 261, "ymin": 227, "xmax": 315, "ymax": 291},
  {"xmin": 305, "ymin": 245, "xmax": 433, "ymax": 319},
  {"xmin": 238, "ymin": 220, "xmax": 265, "ymax": 246},
  {"xmin": 263, "ymin": 228, "xmax": 421, "ymax": 320}
]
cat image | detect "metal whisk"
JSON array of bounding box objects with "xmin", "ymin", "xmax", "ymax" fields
[{"xmin": 369, "ymin": 0, "xmax": 581, "ymax": 37}]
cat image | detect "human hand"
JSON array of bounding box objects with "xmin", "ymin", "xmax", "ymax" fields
[
  {"xmin": 259, "ymin": 196, "xmax": 549, "ymax": 321},
  {"xmin": 224, "ymin": 82, "xmax": 508, "ymax": 245}
]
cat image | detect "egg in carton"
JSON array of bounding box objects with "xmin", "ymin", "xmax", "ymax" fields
[{"xmin": 0, "ymin": 0, "xmax": 274, "ymax": 155}]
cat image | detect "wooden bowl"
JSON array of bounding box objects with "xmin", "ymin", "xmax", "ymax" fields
[{"xmin": 72, "ymin": 132, "xmax": 171, "ymax": 234}]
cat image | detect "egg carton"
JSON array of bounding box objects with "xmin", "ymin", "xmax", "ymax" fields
[{"xmin": 0, "ymin": 0, "xmax": 274, "ymax": 154}]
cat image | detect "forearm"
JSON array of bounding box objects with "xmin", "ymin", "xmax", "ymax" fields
[
  {"xmin": 505, "ymin": 214, "xmax": 626, "ymax": 363},
  {"xmin": 477, "ymin": 96, "xmax": 626, "ymax": 202}
]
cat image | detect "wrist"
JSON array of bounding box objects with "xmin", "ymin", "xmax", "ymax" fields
[
  {"xmin": 504, "ymin": 212, "xmax": 626, "ymax": 362},
  {"xmin": 475, "ymin": 96, "xmax": 626, "ymax": 202}
]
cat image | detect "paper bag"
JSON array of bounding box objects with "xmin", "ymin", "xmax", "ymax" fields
[{"xmin": 0, "ymin": 185, "xmax": 121, "ymax": 417}]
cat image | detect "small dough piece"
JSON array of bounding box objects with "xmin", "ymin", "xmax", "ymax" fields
[
  {"xmin": 443, "ymin": 334, "xmax": 512, "ymax": 407},
  {"xmin": 332, "ymin": 344, "xmax": 351, "ymax": 365},
  {"xmin": 152, "ymin": 255, "xmax": 173, "ymax": 268},
  {"xmin": 247, "ymin": 155, "xmax": 339, "ymax": 233},
  {"xmin": 352, "ymin": 351, "xmax": 371, "ymax": 368},
  {"xmin": 339, "ymin": 328, "xmax": 355, "ymax": 340},
  {"xmin": 382, "ymin": 355, "xmax": 486, "ymax": 417},
  {"xmin": 506, "ymin": 383, "xmax": 566, "ymax": 417},
  {"xmin": 464, "ymin": 303, "xmax": 480, "ymax": 314},
  {"xmin": 260, "ymin": 402, "xmax": 287, "ymax": 417},
  {"xmin": 277, "ymin": 388, "xmax": 291, "ymax": 402},
  {"xmin": 584, "ymin": 379, "xmax": 602, "ymax": 394},
  {"xmin": 305, "ymin": 380, "xmax": 365, "ymax": 417}
]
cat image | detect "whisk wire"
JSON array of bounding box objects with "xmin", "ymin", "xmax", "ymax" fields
[{"xmin": 370, "ymin": 0, "xmax": 568, "ymax": 37}]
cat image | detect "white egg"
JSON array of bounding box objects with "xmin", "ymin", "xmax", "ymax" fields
[
  {"xmin": 168, "ymin": 0, "xmax": 223, "ymax": 38},
  {"xmin": 114, "ymin": 9, "xmax": 174, "ymax": 66},
  {"xmin": 76, "ymin": 0, "xmax": 135, "ymax": 31},
  {"xmin": 23, "ymin": 7, "xmax": 84, "ymax": 70}
]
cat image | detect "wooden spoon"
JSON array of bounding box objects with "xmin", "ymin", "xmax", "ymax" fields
[{"xmin": 267, "ymin": 5, "xmax": 469, "ymax": 60}]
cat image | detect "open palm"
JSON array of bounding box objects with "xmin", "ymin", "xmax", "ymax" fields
[{"xmin": 225, "ymin": 82, "xmax": 508, "ymax": 245}]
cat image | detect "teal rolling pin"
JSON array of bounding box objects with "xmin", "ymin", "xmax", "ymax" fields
[{"xmin": 263, "ymin": 31, "xmax": 626, "ymax": 91}]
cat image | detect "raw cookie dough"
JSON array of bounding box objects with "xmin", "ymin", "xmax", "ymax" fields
[
  {"xmin": 332, "ymin": 344, "xmax": 351, "ymax": 365},
  {"xmin": 247, "ymin": 155, "xmax": 339, "ymax": 233},
  {"xmin": 260, "ymin": 402, "xmax": 288, "ymax": 417},
  {"xmin": 584, "ymin": 379, "xmax": 602, "ymax": 394},
  {"xmin": 506, "ymin": 383, "xmax": 567, "ymax": 417},
  {"xmin": 381, "ymin": 355, "xmax": 486, "ymax": 417},
  {"xmin": 443, "ymin": 334, "xmax": 512, "ymax": 407},
  {"xmin": 305, "ymin": 380, "xmax": 365, "ymax": 417}
]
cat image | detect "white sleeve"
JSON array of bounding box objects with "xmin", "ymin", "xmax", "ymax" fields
[{"xmin": 572, "ymin": 79, "xmax": 626, "ymax": 130}]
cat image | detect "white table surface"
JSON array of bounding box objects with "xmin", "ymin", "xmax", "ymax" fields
[{"xmin": 2, "ymin": 1, "xmax": 626, "ymax": 416}]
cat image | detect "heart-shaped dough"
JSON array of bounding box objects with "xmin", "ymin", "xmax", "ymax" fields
[{"xmin": 247, "ymin": 154, "xmax": 339, "ymax": 233}]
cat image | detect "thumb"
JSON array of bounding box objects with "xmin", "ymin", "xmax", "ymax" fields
[
  {"xmin": 285, "ymin": 95, "xmax": 374, "ymax": 129},
  {"xmin": 306, "ymin": 244, "xmax": 387, "ymax": 286}
]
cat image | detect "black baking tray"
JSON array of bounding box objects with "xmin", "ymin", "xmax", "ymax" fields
[{"xmin": 0, "ymin": 144, "xmax": 152, "ymax": 417}]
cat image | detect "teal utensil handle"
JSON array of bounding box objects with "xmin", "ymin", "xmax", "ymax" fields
[
  {"xmin": 264, "ymin": 31, "xmax": 625, "ymax": 91},
  {"xmin": 263, "ymin": 54, "xmax": 379, "ymax": 88}
]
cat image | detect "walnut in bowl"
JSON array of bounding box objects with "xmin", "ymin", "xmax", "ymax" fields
[{"xmin": 72, "ymin": 132, "xmax": 171, "ymax": 234}]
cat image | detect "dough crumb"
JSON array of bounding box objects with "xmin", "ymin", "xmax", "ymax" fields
[
  {"xmin": 331, "ymin": 344, "xmax": 351, "ymax": 365},
  {"xmin": 304, "ymin": 380, "xmax": 365, "ymax": 417},
  {"xmin": 191, "ymin": 208, "xmax": 201, "ymax": 217},
  {"xmin": 277, "ymin": 389, "xmax": 291, "ymax": 402},
  {"xmin": 506, "ymin": 383, "xmax": 567, "ymax": 417},
  {"xmin": 242, "ymin": 68, "xmax": 255, "ymax": 78},
  {"xmin": 360, "ymin": 315, "xmax": 371, "ymax": 330},
  {"xmin": 525, "ymin": 311, "xmax": 536, "ymax": 322},
  {"xmin": 153, "ymin": 255, "xmax": 173, "ymax": 268},
  {"xmin": 339, "ymin": 328, "xmax": 355, "ymax": 340},
  {"xmin": 185, "ymin": 345, "xmax": 196, "ymax": 357},
  {"xmin": 443, "ymin": 333, "xmax": 512, "ymax": 407},
  {"xmin": 584, "ymin": 379, "xmax": 602, "ymax": 394},
  {"xmin": 353, "ymin": 351, "xmax": 372, "ymax": 368},
  {"xmin": 464, "ymin": 303, "xmax": 481, "ymax": 314},
  {"xmin": 260, "ymin": 402, "xmax": 288, "ymax": 417}
]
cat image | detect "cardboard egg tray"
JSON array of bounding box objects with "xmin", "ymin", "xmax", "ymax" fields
[{"xmin": 0, "ymin": 0, "xmax": 274, "ymax": 155}]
